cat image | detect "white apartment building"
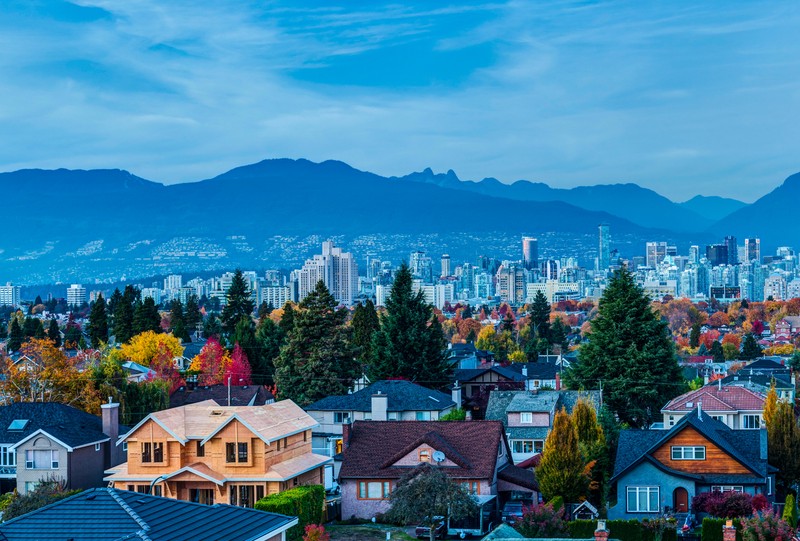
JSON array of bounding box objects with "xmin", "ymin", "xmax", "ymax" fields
[
  {"xmin": 140, "ymin": 288, "xmax": 162, "ymax": 305},
  {"xmin": 0, "ymin": 282, "xmax": 21, "ymax": 307},
  {"xmin": 525, "ymin": 280, "xmax": 580, "ymax": 304},
  {"xmin": 164, "ymin": 274, "xmax": 182, "ymax": 291},
  {"xmin": 764, "ymin": 274, "xmax": 788, "ymax": 301},
  {"xmin": 258, "ymin": 285, "xmax": 292, "ymax": 309},
  {"xmin": 296, "ymin": 241, "xmax": 358, "ymax": 306},
  {"xmin": 66, "ymin": 284, "xmax": 87, "ymax": 306}
]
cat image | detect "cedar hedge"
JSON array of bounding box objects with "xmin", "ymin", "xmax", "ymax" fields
[{"xmin": 255, "ymin": 485, "xmax": 325, "ymax": 541}]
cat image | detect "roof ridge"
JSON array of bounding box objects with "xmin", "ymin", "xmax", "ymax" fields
[{"xmin": 108, "ymin": 489, "xmax": 152, "ymax": 540}]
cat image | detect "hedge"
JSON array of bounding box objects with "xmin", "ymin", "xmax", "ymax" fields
[
  {"xmin": 568, "ymin": 519, "xmax": 677, "ymax": 541},
  {"xmin": 701, "ymin": 517, "xmax": 743, "ymax": 541},
  {"xmin": 255, "ymin": 485, "xmax": 325, "ymax": 541}
]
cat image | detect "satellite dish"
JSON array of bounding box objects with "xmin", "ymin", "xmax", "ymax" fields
[{"xmin": 432, "ymin": 450, "xmax": 446, "ymax": 463}]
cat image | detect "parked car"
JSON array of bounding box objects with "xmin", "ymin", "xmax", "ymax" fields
[
  {"xmin": 501, "ymin": 502, "xmax": 524, "ymax": 524},
  {"xmin": 416, "ymin": 517, "xmax": 446, "ymax": 539}
]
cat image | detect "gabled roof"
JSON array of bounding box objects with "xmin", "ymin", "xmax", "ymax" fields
[
  {"xmin": 612, "ymin": 409, "xmax": 769, "ymax": 483},
  {"xmin": 305, "ymin": 380, "xmax": 454, "ymax": 413},
  {"xmin": 170, "ymin": 384, "xmax": 275, "ymax": 408},
  {"xmin": 506, "ymin": 393, "xmax": 559, "ymax": 414},
  {"xmin": 0, "ymin": 488, "xmax": 296, "ymax": 541},
  {"xmin": 118, "ymin": 399, "xmax": 317, "ymax": 447},
  {"xmin": 339, "ymin": 420, "xmax": 504, "ymax": 481},
  {"xmin": 485, "ymin": 390, "xmax": 602, "ymax": 428},
  {"xmin": 453, "ymin": 366, "xmax": 526, "ymax": 384},
  {"xmin": 745, "ymin": 358, "xmax": 787, "ymax": 372},
  {"xmin": 505, "ymin": 363, "xmax": 559, "ymax": 380},
  {"xmin": 661, "ymin": 386, "xmax": 765, "ymax": 413},
  {"xmin": 0, "ymin": 402, "xmax": 113, "ymax": 448}
]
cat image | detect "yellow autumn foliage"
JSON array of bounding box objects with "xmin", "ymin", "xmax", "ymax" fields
[{"xmin": 118, "ymin": 331, "xmax": 184, "ymax": 366}]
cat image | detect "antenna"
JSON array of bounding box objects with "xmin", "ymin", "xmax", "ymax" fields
[{"xmin": 432, "ymin": 450, "xmax": 445, "ymax": 463}]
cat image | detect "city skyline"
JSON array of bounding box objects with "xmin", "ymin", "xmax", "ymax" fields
[{"xmin": 2, "ymin": 2, "xmax": 800, "ymax": 201}]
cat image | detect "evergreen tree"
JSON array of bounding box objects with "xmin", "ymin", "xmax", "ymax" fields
[
  {"xmin": 257, "ymin": 301, "xmax": 275, "ymax": 320},
  {"xmin": 530, "ymin": 290, "xmax": 551, "ymax": 342},
  {"xmin": 352, "ymin": 300, "xmax": 380, "ymax": 366},
  {"xmin": 33, "ymin": 295, "xmax": 43, "ymax": 306},
  {"xmin": 184, "ymin": 295, "xmax": 202, "ymax": 337},
  {"xmin": 231, "ymin": 316, "xmax": 260, "ymax": 382},
  {"xmin": 0, "ymin": 320, "xmax": 7, "ymax": 340},
  {"xmin": 33, "ymin": 320, "xmax": 45, "ymax": 339},
  {"xmin": 169, "ymin": 300, "xmax": 190, "ymax": 342},
  {"xmin": 766, "ymin": 400, "xmax": 800, "ymax": 492},
  {"xmin": 710, "ymin": 340, "xmax": 725, "ymax": 363},
  {"xmin": 279, "ymin": 302, "xmax": 295, "ymax": 335},
  {"xmin": 112, "ymin": 286, "xmax": 138, "ymax": 344},
  {"xmin": 133, "ymin": 297, "xmax": 161, "ymax": 336},
  {"xmin": 23, "ymin": 317, "xmax": 39, "ymax": 339},
  {"xmin": 536, "ymin": 409, "xmax": 587, "ymax": 502},
  {"xmin": 465, "ymin": 328, "xmax": 477, "ymax": 343},
  {"xmin": 87, "ymin": 295, "xmax": 109, "ymax": 348},
  {"xmin": 564, "ymin": 267, "xmax": 684, "ymax": 428},
  {"xmin": 550, "ymin": 317, "xmax": 569, "ymax": 353},
  {"xmin": 8, "ymin": 318, "xmax": 23, "ymax": 352},
  {"xmin": 689, "ymin": 323, "xmax": 701, "ymax": 348},
  {"xmin": 107, "ymin": 288, "xmax": 122, "ymax": 330},
  {"xmin": 47, "ymin": 318, "xmax": 61, "ymax": 347},
  {"xmin": 368, "ymin": 264, "xmax": 450, "ymax": 387},
  {"xmin": 697, "ymin": 343, "xmax": 708, "ymax": 355},
  {"xmin": 274, "ymin": 281, "xmax": 359, "ymax": 406},
  {"xmin": 741, "ymin": 333, "xmax": 762, "ymax": 360},
  {"xmin": 63, "ymin": 314, "xmax": 82, "ymax": 348},
  {"xmin": 220, "ymin": 270, "xmax": 255, "ymax": 335},
  {"xmin": 203, "ymin": 314, "xmax": 222, "ymax": 339},
  {"xmin": 524, "ymin": 336, "xmax": 539, "ymax": 363},
  {"xmin": 254, "ymin": 316, "xmax": 284, "ymax": 385}
]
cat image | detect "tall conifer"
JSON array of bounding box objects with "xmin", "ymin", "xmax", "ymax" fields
[{"xmin": 88, "ymin": 294, "xmax": 109, "ymax": 348}]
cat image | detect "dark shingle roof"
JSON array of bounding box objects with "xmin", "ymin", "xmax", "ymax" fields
[
  {"xmin": 497, "ymin": 463, "xmax": 538, "ymax": 491},
  {"xmin": 339, "ymin": 420, "xmax": 503, "ymax": 481},
  {"xmin": 0, "ymin": 488, "xmax": 295, "ymax": 541},
  {"xmin": 305, "ymin": 380, "xmax": 454, "ymax": 412},
  {"xmin": 169, "ymin": 384, "xmax": 274, "ymax": 408},
  {"xmin": 0, "ymin": 402, "xmax": 110, "ymax": 448},
  {"xmin": 485, "ymin": 390, "xmax": 602, "ymax": 429},
  {"xmin": 613, "ymin": 409, "xmax": 769, "ymax": 483},
  {"xmin": 505, "ymin": 363, "xmax": 559, "ymax": 380},
  {"xmin": 453, "ymin": 367, "xmax": 526, "ymax": 384}
]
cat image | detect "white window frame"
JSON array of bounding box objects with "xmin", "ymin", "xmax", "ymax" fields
[
  {"xmin": 711, "ymin": 485, "xmax": 743, "ymax": 493},
  {"xmin": 520, "ymin": 412, "xmax": 533, "ymax": 424},
  {"xmin": 0, "ymin": 445, "xmax": 16, "ymax": 467},
  {"xmin": 742, "ymin": 414, "xmax": 761, "ymax": 429},
  {"xmin": 25, "ymin": 450, "xmax": 58, "ymax": 470},
  {"xmin": 333, "ymin": 412, "xmax": 350, "ymax": 424},
  {"xmin": 95, "ymin": 443, "xmax": 101, "ymax": 451},
  {"xmin": 416, "ymin": 411, "xmax": 432, "ymax": 421},
  {"xmin": 671, "ymin": 446, "xmax": 706, "ymax": 460},
  {"xmin": 626, "ymin": 486, "xmax": 660, "ymax": 513}
]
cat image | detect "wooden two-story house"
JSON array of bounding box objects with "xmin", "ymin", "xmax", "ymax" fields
[
  {"xmin": 104, "ymin": 399, "xmax": 331, "ymax": 507},
  {"xmin": 609, "ymin": 407, "xmax": 775, "ymax": 520}
]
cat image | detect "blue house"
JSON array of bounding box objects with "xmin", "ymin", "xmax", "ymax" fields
[{"xmin": 609, "ymin": 408, "xmax": 775, "ymax": 520}]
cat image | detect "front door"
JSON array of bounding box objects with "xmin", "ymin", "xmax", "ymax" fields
[{"xmin": 674, "ymin": 487, "xmax": 689, "ymax": 512}]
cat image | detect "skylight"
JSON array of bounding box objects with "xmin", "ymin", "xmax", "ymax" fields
[{"xmin": 8, "ymin": 419, "xmax": 29, "ymax": 430}]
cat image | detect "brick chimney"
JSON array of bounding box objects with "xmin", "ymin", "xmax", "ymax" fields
[
  {"xmin": 594, "ymin": 520, "xmax": 609, "ymax": 541},
  {"xmin": 723, "ymin": 520, "xmax": 736, "ymax": 541},
  {"xmin": 342, "ymin": 422, "xmax": 352, "ymax": 451},
  {"xmin": 371, "ymin": 391, "xmax": 388, "ymax": 421},
  {"xmin": 101, "ymin": 397, "xmax": 123, "ymax": 467},
  {"xmin": 555, "ymin": 373, "xmax": 561, "ymax": 391}
]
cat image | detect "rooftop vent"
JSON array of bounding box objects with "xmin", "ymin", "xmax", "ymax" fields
[{"xmin": 210, "ymin": 410, "xmax": 224, "ymax": 416}]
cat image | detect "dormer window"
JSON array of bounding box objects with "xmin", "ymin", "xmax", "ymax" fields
[{"xmin": 520, "ymin": 412, "xmax": 533, "ymax": 424}]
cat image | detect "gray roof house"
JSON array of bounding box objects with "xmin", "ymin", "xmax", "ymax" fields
[
  {"xmin": 486, "ymin": 390, "xmax": 602, "ymax": 465},
  {"xmin": 0, "ymin": 401, "xmax": 126, "ymax": 495},
  {"xmin": 609, "ymin": 407, "xmax": 775, "ymax": 520},
  {"xmin": 0, "ymin": 487, "xmax": 297, "ymax": 541}
]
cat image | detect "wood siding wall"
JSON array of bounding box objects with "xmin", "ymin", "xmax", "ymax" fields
[{"xmin": 651, "ymin": 427, "xmax": 750, "ymax": 474}]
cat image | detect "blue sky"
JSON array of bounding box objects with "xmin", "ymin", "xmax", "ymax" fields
[{"xmin": 1, "ymin": 1, "xmax": 799, "ymax": 202}]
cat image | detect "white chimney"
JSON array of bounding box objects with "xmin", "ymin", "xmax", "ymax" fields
[
  {"xmin": 371, "ymin": 391, "xmax": 388, "ymax": 422},
  {"xmin": 451, "ymin": 382, "xmax": 462, "ymax": 409},
  {"xmin": 697, "ymin": 399, "xmax": 703, "ymax": 419},
  {"xmin": 522, "ymin": 365, "xmax": 528, "ymax": 378}
]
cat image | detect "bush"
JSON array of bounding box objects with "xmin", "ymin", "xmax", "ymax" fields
[
  {"xmin": 2, "ymin": 480, "xmax": 80, "ymax": 521},
  {"xmin": 303, "ymin": 524, "xmax": 330, "ymax": 541},
  {"xmin": 568, "ymin": 519, "xmax": 597, "ymax": 538},
  {"xmin": 701, "ymin": 518, "xmax": 725, "ymax": 541},
  {"xmin": 783, "ymin": 495, "xmax": 797, "ymax": 528},
  {"xmin": 740, "ymin": 509, "xmax": 794, "ymax": 541},
  {"xmin": 439, "ymin": 409, "xmax": 467, "ymax": 421},
  {"xmin": 514, "ymin": 502, "xmax": 568, "ymax": 538},
  {"xmin": 693, "ymin": 491, "xmax": 754, "ymax": 518},
  {"xmin": 752, "ymin": 494, "xmax": 769, "ymax": 512},
  {"xmin": 255, "ymin": 485, "xmax": 325, "ymax": 541},
  {"xmin": 548, "ymin": 495, "xmax": 564, "ymax": 511}
]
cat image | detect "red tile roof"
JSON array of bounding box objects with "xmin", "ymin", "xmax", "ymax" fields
[
  {"xmin": 339, "ymin": 420, "xmax": 504, "ymax": 481},
  {"xmin": 662, "ymin": 386, "xmax": 765, "ymax": 413}
]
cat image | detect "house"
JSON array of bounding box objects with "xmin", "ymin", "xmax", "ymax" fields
[
  {"xmin": 170, "ymin": 383, "xmax": 275, "ymax": 408},
  {"xmin": 454, "ymin": 367, "xmax": 526, "ymax": 417},
  {"xmin": 447, "ymin": 343, "xmax": 494, "ymax": 369},
  {"xmin": 121, "ymin": 360, "xmax": 156, "ymax": 382},
  {"xmin": 718, "ymin": 372, "xmax": 795, "ymax": 402},
  {"xmin": 0, "ymin": 487, "xmax": 297, "ymax": 541},
  {"xmin": 105, "ymin": 399, "xmax": 331, "ymax": 507},
  {"xmin": 485, "ymin": 390, "xmax": 602, "ymax": 464},
  {"xmin": 610, "ymin": 407, "xmax": 774, "ymax": 520},
  {"xmin": 505, "ymin": 362, "xmax": 561, "ymax": 391},
  {"xmin": 338, "ymin": 420, "xmax": 538, "ymax": 522},
  {"xmin": 661, "ymin": 385, "xmax": 765, "ymax": 430},
  {"xmin": 0, "ymin": 401, "xmax": 126, "ymax": 494},
  {"xmin": 305, "ymin": 380, "xmax": 457, "ymax": 458}
]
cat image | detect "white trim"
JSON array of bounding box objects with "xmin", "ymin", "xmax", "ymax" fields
[
  {"xmin": 73, "ymin": 438, "xmax": 110, "ymax": 451},
  {"xmin": 252, "ymin": 518, "xmax": 299, "ymax": 541},
  {"xmin": 117, "ymin": 416, "xmax": 187, "ymax": 446},
  {"xmin": 9, "ymin": 429, "xmax": 81, "ymax": 452}
]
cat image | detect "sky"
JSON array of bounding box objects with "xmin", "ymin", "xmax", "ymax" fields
[{"xmin": 1, "ymin": 1, "xmax": 799, "ymax": 202}]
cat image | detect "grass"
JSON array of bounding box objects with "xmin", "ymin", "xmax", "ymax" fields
[{"xmin": 327, "ymin": 524, "xmax": 416, "ymax": 541}]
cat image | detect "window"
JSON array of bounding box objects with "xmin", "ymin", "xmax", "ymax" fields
[
  {"xmin": 152, "ymin": 485, "xmax": 162, "ymax": 497},
  {"xmin": 95, "ymin": 443, "xmax": 101, "ymax": 451},
  {"xmin": 671, "ymin": 446, "xmax": 706, "ymax": 460},
  {"xmin": 227, "ymin": 442, "xmax": 248, "ymax": 463},
  {"xmin": 626, "ymin": 486, "xmax": 659, "ymax": 513},
  {"xmin": 226, "ymin": 442, "xmax": 236, "ymax": 463},
  {"xmin": 358, "ymin": 481, "xmax": 391, "ymax": 500},
  {"xmin": 419, "ymin": 449, "xmax": 431, "ymax": 462},
  {"xmin": 293, "ymin": 477, "xmax": 299, "ymax": 486},
  {"xmin": 0, "ymin": 446, "xmax": 16, "ymax": 467},
  {"xmin": 153, "ymin": 442, "xmax": 164, "ymax": 463},
  {"xmin": 197, "ymin": 441, "xmax": 205, "ymax": 457},
  {"xmin": 122, "ymin": 442, "xmax": 128, "ymax": 452},
  {"xmin": 520, "ymin": 412, "xmax": 533, "ymax": 424},
  {"xmin": 190, "ymin": 488, "xmax": 215, "ymax": 505},
  {"xmin": 25, "ymin": 450, "xmax": 58, "ymax": 470},
  {"xmin": 238, "ymin": 442, "xmax": 248, "ymax": 462},
  {"xmin": 511, "ymin": 440, "xmax": 543, "ymax": 454},
  {"xmin": 142, "ymin": 442, "xmax": 152, "ymax": 463},
  {"xmin": 460, "ymin": 481, "xmax": 479, "ymax": 494},
  {"xmin": 127, "ymin": 484, "xmax": 135, "ymax": 492},
  {"xmin": 230, "ymin": 485, "xmax": 257, "ymax": 508},
  {"xmin": 416, "ymin": 411, "xmax": 431, "ymax": 421},
  {"xmin": 8, "ymin": 419, "xmax": 29, "ymax": 431},
  {"xmin": 334, "ymin": 412, "xmax": 351, "ymax": 424},
  {"xmin": 388, "ymin": 412, "xmax": 399, "ymax": 421},
  {"xmin": 742, "ymin": 415, "xmax": 761, "ymax": 429},
  {"xmin": 711, "ymin": 486, "xmax": 743, "ymax": 493}
]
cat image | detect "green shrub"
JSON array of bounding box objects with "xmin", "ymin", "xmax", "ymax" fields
[
  {"xmin": 439, "ymin": 409, "xmax": 467, "ymax": 421},
  {"xmin": 255, "ymin": 485, "xmax": 325, "ymax": 541},
  {"xmin": 2, "ymin": 481, "xmax": 80, "ymax": 521},
  {"xmin": 548, "ymin": 495, "xmax": 564, "ymax": 512},
  {"xmin": 783, "ymin": 494, "xmax": 797, "ymax": 528},
  {"xmin": 568, "ymin": 519, "xmax": 597, "ymax": 538},
  {"xmin": 702, "ymin": 518, "xmax": 725, "ymax": 541}
]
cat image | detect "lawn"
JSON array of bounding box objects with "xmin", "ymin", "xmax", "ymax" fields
[{"xmin": 327, "ymin": 524, "xmax": 417, "ymax": 541}]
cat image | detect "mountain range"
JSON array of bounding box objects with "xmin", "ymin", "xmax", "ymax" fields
[{"xmin": 0, "ymin": 159, "xmax": 795, "ymax": 284}]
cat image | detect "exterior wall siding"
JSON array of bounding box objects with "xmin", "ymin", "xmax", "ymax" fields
[{"xmin": 609, "ymin": 461, "xmax": 697, "ymax": 520}]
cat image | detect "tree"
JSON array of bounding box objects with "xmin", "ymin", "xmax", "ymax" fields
[
  {"xmin": 63, "ymin": 314, "xmax": 82, "ymax": 348},
  {"xmin": 47, "ymin": 318, "xmax": 61, "ymax": 347},
  {"xmin": 274, "ymin": 281, "xmax": 359, "ymax": 406},
  {"xmin": 710, "ymin": 341, "xmax": 725, "ymax": 363},
  {"xmin": 766, "ymin": 399, "xmax": 800, "ymax": 492},
  {"xmin": 87, "ymin": 295, "xmax": 109, "ymax": 348},
  {"xmin": 184, "ymin": 295, "xmax": 202, "ymax": 336},
  {"xmin": 352, "ymin": 300, "xmax": 380, "ymax": 367},
  {"xmin": 368, "ymin": 264, "xmax": 450, "ymax": 387},
  {"xmin": 783, "ymin": 494, "xmax": 797, "ymax": 528},
  {"xmin": 118, "ymin": 331, "xmax": 184, "ymax": 366},
  {"xmin": 254, "ymin": 317, "xmax": 284, "ymax": 385},
  {"xmin": 741, "ymin": 333, "xmax": 762, "ymax": 361},
  {"xmin": 169, "ymin": 299, "xmax": 190, "ymax": 342},
  {"xmin": 279, "ymin": 302, "xmax": 296, "ymax": 335},
  {"xmin": 565, "ymin": 267, "xmax": 684, "ymax": 428},
  {"xmin": 220, "ymin": 270, "xmax": 255, "ymax": 335},
  {"xmin": 189, "ymin": 338, "xmax": 231, "ymax": 385},
  {"xmin": 203, "ymin": 314, "xmax": 222, "ymax": 339},
  {"xmin": 231, "ymin": 316, "xmax": 259, "ymax": 381},
  {"xmin": 689, "ymin": 323, "xmax": 701, "ymax": 348},
  {"xmin": 386, "ymin": 463, "xmax": 476, "ymax": 541},
  {"xmin": 134, "ymin": 297, "xmax": 162, "ymax": 336},
  {"xmin": 514, "ymin": 503, "xmax": 568, "ymax": 538},
  {"xmin": 148, "ymin": 342, "xmax": 186, "ymax": 393},
  {"xmin": 258, "ymin": 301, "xmax": 274, "ymax": 320},
  {"xmin": 7, "ymin": 317, "xmax": 23, "ymax": 352},
  {"xmin": 535, "ymin": 409, "xmax": 587, "ymax": 502},
  {"xmin": 224, "ymin": 344, "xmax": 253, "ymax": 386},
  {"xmin": 530, "ymin": 290, "xmax": 551, "ymax": 343},
  {"xmin": 113, "ymin": 286, "xmax": 138, "ymax": 344},
  {"xmin": 1, "ymin": 479, "xmax": 80, "ymax": 522},
  {"xmin": 550, "ymin": 317, "xmax": 569, "ymax": 353}
]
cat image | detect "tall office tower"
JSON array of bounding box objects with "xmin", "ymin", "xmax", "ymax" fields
[
  {"xmin": 744, "ymin": 238, "xmax": 761, "ymax": 263},
  {"xmin": 297, "ymin": 241, "xmax": 359, "ymax": 306},
  {"xmin": 705, "ymin": 244, "xmax": 729, "ymax": 267},
  {"xmin": 410, "ymin": 251, "xmax": 433, "ymax": 283},
  {"xmin": 646, "ymin": 242, "xmax": 668, "ymax": 268},
  {"xmin": 597, "ymin": 225, "xmax": 611, "ymax": 270},
  {"xmin": 66, "ymin": 284, "xmax": 87, "ymax": 307},
  {"xmin": 688, "ymin": 245, "xmax": 700, "ymax": 265},
  {"xmin": 0, "ymin": 282, "xmax": 21, "ymax": 307},
  {"xmin": 540, "ymin": 259, "xmax": 560, "ymax": 281},
  {"xmin": 724, "ymin": 236, "xmax": 738, "ymax": 265},
  {"xmin": 164, "ymin": 274, "xmax": 183, "ymax": 291},
  {"xmin": 495, "ymin": 263, "xmax": 526, "ymax": 304},
  {"xmin": 522, "ymin": 237, "xmax": 539, "ymax": 270},
  {"xmin": 441, "ymin": 254, "xmax": 451, "ymax": 278}
]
